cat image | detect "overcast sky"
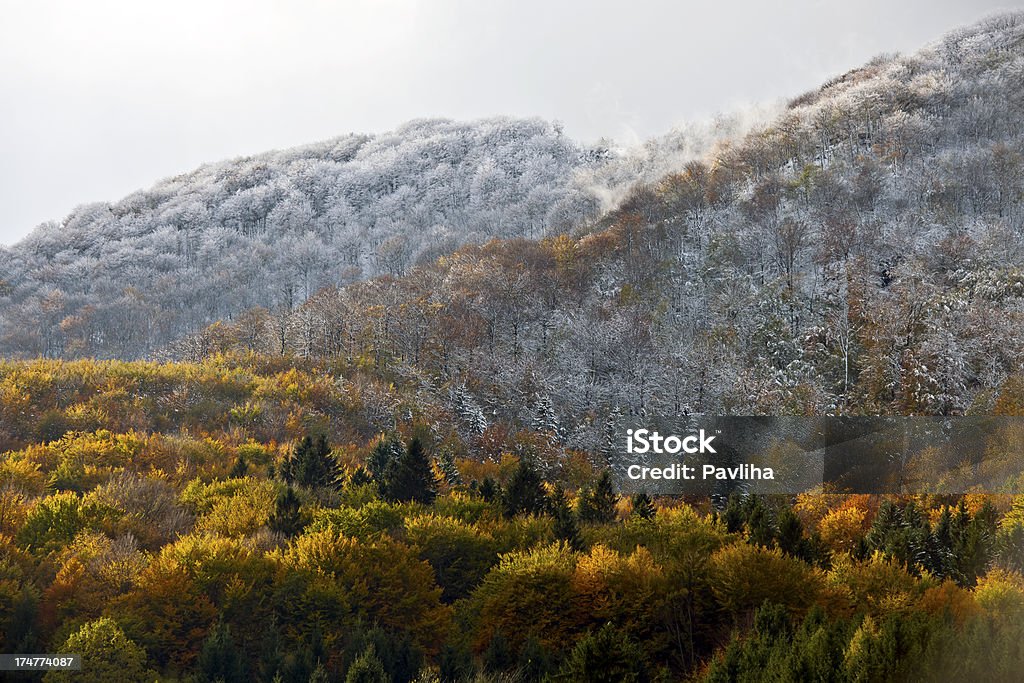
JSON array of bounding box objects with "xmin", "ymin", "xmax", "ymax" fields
[{"xmin": 1, "ymin": 0, "xmax": 1021, "ymax": 246}]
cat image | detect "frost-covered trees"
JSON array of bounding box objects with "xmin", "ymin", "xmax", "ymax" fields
[{"xmin": 0, "ymin": 118, "xmax": 608, "ymax": 359}]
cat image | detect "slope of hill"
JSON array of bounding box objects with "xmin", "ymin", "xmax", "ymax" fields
[
  {"xmin": 0, "ymin": 118, "xmax": 615, "ymax": 358},
  {"xmin": 174, "ymin": 13, "xmax": 1024, "ymax": 445}
]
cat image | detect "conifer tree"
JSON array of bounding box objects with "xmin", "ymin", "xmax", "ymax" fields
[
  {"xmin": 551, "ymin": 485, "xmax": 583, "ymax": 550},
  {"xmin": 345, "ymin": 645, "xmax": 387, "ymax": 683},
  {"xmin": 269, "ymin": 485, "xmax": 304, "ymax": 537},
  {"xmin": 281, "ymin": 434, "xmax": 341, "ymax": 490},
  {"xmin": 366, "ymin": 436, "xmax": 403, "ymax": 483},
  {"xmin": 478, "ymin": 476, "xmax": 499, "ymax": 503},
  {"xmin": 437, "ymin": 449, "xmax": 462, "ymax": 487},
  {"xmin": 502, "ymin": 458, "xmax": 546, "ymax": 518},
  {"xmin": 630, "ymin": 491, "xmax": 656, "ymax": 520},
  {"xmin": 577, "ymin": 470, "xmax": 618, "ymax": 524},
  {"xmin": 198, "ymin": 621, "xmax": 246, "ymax": 683},
  {"xmin": 382, "ymin": 437, "xmax": 437, "ymax": 504}
]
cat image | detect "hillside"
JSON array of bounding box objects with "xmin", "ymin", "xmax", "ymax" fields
[
  {"xmin": 1, "ymin": 12, "xmax": 1024, "ymax": 682},
  {"xmin": 0, "ymin": 118, "xmax": 613, "ymax": 358},
  {"xmin": 167, "ymin": 13, "xmax": 1024, "ymax": 445}
]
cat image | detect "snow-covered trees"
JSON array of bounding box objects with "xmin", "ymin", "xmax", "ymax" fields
[{"xmin": 0, "ymin": 118, "xmax": 607, "ymax": 358}]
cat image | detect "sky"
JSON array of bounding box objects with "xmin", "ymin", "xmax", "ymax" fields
[{"xmin": 1, "ymin": 0, "xmax": 1021, "ymax": 246}]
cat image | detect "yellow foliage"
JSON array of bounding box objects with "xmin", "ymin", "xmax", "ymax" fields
[
  {"xmin": 974, "ymin": 569, "xmax": 1024, "ymax": 617},
  {"xmin": 710, "ymin": 542, "xmax": 823, "ymax": 619},
  {"xmin": 0, "ymin": 456, "xmax": 46, "ymax": 496},
  {"xmin": 819, "ymin": 506, "xmax": 869, "ymax": 555},
  {"xmin": 828, "ymin": 552, "xmax": 933, "ymax": 617}
]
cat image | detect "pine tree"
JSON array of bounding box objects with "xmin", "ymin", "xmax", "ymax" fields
[
  {"xmin": 366, "ymin": 436, "xmax": 403, "ymax": 483},
  {"xmin": 345, "ymin": 644, "xmax": 387, "ymax": 683},
  {"xmin": 776, "ymin": 506, "xmax": 805, "ymax": 557},
  {"xmin": 745, "ymin": 497, "xmax": 775, "ymax": 548},
  {"xmin": 478, "ymin": 476, "xmax": 499, "ymax": 503},
  {"xmin": 577, "ymin": 470, "xmax": 618, "ymax": 524},
  {"xmin": 531, "ymin": 393, "xmax": 561, "ymax": 441},
  {"xmin": 281, "ymin": 434, "xmax": 341, "ymax": 490},
  {"xmin": 437, "ymin": 449, "xmax": 462, "ymax": 487},
  {"xmin": 557, "ymin": 624, "xmax": 650, "ymax": 682},
  {"xmin": 348, "ymin": 465, "xmax": 373, "ymax": 487},
  {"xmin": 630, "ymin": 492, "xmax": 656, "ymax": 520},
  {"xmin": 502, "ymin": 458, "xmax": 546, "ymax": 518},
  {"xmin": 269, "ymin": 486, "xmax": 304, "ymax": 537},
  {"xmin": 551, "ymin": 485, "xmax": 583, "ymax": 550},
  {"xmin": 382, "ymin": 437, "xmax": 437, "ymax": 504},
  {"xmin": 198, "ymin": 621, "xmax": 246, "ymax": 683}
]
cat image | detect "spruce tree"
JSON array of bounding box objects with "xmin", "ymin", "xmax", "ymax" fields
[
  {"xmin": 382, "ymin": 437, "xmax": 437, "ymax": 504},
  {"xmin": 345, "ymin": 645, "xmax": 387, "ymax": 683},
  {"xmin": 631, "ymin": 491, "xmax": 656, "ymax": 520},
  {"xmin": 366, "ymin": 436, "xmax": 403, "ymax": 483},
  {"xmin": 577, "ymin": 470, "xmax": 618, "ymax": 524},
  {"xmin": 776, "ymin": 506, "xmax": 805, "ymax": 557},
  {"xmin": 551, "ymin": 485, "xmax": 583, "ymax": 550},
  {"xmin": 282, "ymin": 434, "xmax": 341, "ymax": 490},
  {"xmin": 478, "ymin": 476, "xmax": 499, "ymax": 503},
  {"xmin": 198, "ymin": 621, "xmax": 246, "ymax": 683},
  {"xmin": 502, "ymin": 458, "xmax": 546, "ymax": 518},
  {"xmin": 269, "ymin": 485, "xmax": 304, "ymax": 537}
]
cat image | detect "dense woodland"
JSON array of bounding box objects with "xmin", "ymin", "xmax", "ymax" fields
[
  {"xmin": 2, "ymin": 11, "xmax": 1024, "ymax": 683},
  {"xmin": 0, "ymin": 357, "xmax": 1022, "ymax": 681}
]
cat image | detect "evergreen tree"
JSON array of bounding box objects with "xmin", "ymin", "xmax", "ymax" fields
[
  {"xmin": 517, "ymin": 636, "xmax": 554, "ymax": 681},
  {"xmin": 483, "ymin": 631, "xmax": 515, "ymax": 673},
  {"xmin": 437, "ymin": 449, "xmax": 462, "ymax": 487},
  {"xmin": 502, "ymin": 458, "xmax": 547, "ymax": 518},
  {"xmin": 348, "ymin": 465, "xmax": 374, "ymax": 487},
  {"xmin": 478, "ymin": 476, "xmax": 499, "ymax": 503},
  {"xmin": 229, "ymin": 454, "xmax": 248, "ymax": 478},
  {"xmin": 281, "ymin": 434, "xmax": 341, "ymax": 490},
  {"xmin": 309, "ymin": 663, "xmax": 330, "ymax": 683},
  {"xmin": 383, "ymin": 437, "xmax": 437, "ymax": 504},
  {"xmin": 532, "ymin": 393, "xmax": 561, "ymax": 441},
  {"xmin": 557, "ymin": 623, "xmax": 650, "ymax": 682},
  {"xmin": 720, "ymin": 493, "xmax": 746, "ymax": 533},
  {"xmin": 577, "ymin": 470, "xmax": 618, "ymax": 524},
  {"xmin": 269, "ymin": 485, "xmax": 304, "ymax": 537},
  {"xmin": 630, "ymin": 491, "xmax": 656, "ymax": 520},
  {"xmin": 745, "ymin": 497, "xmax": 775, "ymax": 548},
  {"xmin": 551, "ymin": 485, "xmax": 583, "ymax": 550},
  {"xmin": 366, "ymin": 436, "xmax": 403, "ymax": 483},
  {"xmin": 198, "ymin": 621, "xmax": 246, "ymax": 683},
  {"xmin": 776, "ymin": 506, "xmax": 806, "ymax": 558},
  {"xmin": 345, "ymin": 645, "xmax": 387, "ymax": 683}
]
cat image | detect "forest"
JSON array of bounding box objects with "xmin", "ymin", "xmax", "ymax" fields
[{"xmin": 2, "ymin": 9, "xmax": 1024, "ymax": 683}]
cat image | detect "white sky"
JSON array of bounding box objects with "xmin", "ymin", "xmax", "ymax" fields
[{"xmin": 1, "ymin": 0, "xmax": 1021, "ymax": 246}]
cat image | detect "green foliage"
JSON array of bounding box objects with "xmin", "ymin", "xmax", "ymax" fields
[
  {"xmin": 478, "ymin": 476, "xmax": 499, "ymax": 503},
  {"xmin": 551, "ymin": 485, "xmax": 583, "ymax": 551},
  {"xmin": 501, "ymin": 458, "xmax": 546, "ymax": 518},
  {"xmin": 577, "ymin": 470, "xmax": 618, "ymax": 524},
  {"xmin": 345, "ymin": 644, "xmax": 388, "ymax": 683},
  {"xmin": 15, "ymin": 492, "xmax": 118, "ymax": 553},
  {"xmin": 383, "ymin": 437, "xmax": 438, "ymax": 505},
  {"xmin": 404, "ymin": 514, "xmax": 498, "ymax": 601},
  {"xmin": 630, "ymin": 491, "xmax": 655, "ymax": 520},
  {"xmin": 282, "ymin": 434, "xmax": 342, "ymax": 490},
  {"xmin": 198, "ymin": 620, "xmax": 246, "ymax": 683},
  {"xmin": 44, "ymin": 617, "xmax": 153, "ymax": 683},
  {"xmin": 269, "ymin": 485, "xmax": 305, "ymax": 537},
  {"xmin": 556, "ymin": 623, "xmax": 650, "ymax": 682}
]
